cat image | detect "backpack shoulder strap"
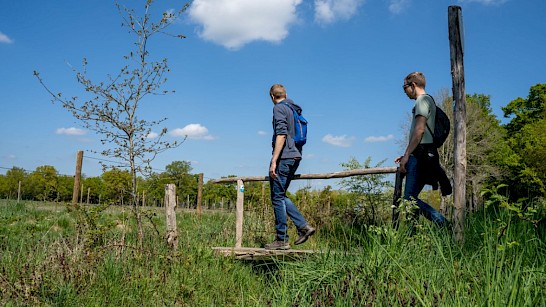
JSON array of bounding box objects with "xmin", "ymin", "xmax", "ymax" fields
[
  {"xmin": 281, "ymin": 101, "xmax": 295, "ymax": 112},
  {"xmin": 425, "ymin": 94, "xmax": 436, "ymax": 136}
]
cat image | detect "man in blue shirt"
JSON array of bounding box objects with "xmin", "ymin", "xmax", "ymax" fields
[{"xmin": 266, "ymin": 84, "xmax": 315, "ymax": 250}]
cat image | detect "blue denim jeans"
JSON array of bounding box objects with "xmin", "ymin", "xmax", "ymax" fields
[
  {"xmin": 404, "ymin": 155, "xmax": 447, "ymax": 226},
  {"xmin": 270, "ymin": 158, "xmax": 308, "ymax": 241}
]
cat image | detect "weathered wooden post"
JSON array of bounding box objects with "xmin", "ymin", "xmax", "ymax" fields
[
  {"xmin": 197, "ymin": 173, "xmax": 203, "ymax": 215},
  {"xmin": 449, "ymin": 5, "xmax": 467, "ymax": 242},
  {"xmin": 80, "ymin": 184, "xmax": 84, "ymax": 204},
  {"xmin": 391, "ymin": 168, "xmax": 404, "ymax": 228},
  {"xmin": 235, "ymin": 179, "xmax": 244, "ymax": 248},
  {"xmin": 17, "ymin": 181, "xmax": 21, "ymax": 203},
  {"xmin": 165, "ymin": 184, "xmax": 178, "ymax": 250},
  {"xmin": 71, "ymin": 150, "xmax": 83, "ymax": 208}
]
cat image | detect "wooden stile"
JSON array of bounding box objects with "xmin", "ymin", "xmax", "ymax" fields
[{"xmin": 213, "ymin": 167, "xmax": 401, "ymax": 259}]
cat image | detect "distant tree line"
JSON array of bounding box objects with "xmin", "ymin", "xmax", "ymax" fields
[{"xmin": 0, "ymin": 161, "xmax": 239, "ymax": 208}]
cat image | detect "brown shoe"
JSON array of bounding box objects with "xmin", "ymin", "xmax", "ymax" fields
[
  {"xmin": 265, "ymin": 240, "xmax": 290, "ymax": 250},
  {"xmin": 294, "ymin": 225, "xmax": 316, "ymax": 245}
]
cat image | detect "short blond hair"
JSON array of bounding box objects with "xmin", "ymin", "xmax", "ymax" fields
[
  {"xmin": 404, "ymin": 72, "xmax": 426, "ymax": 88},
  {"xmin": 270, "ymin": 84, "xmax": 287, "ymax": 100}
]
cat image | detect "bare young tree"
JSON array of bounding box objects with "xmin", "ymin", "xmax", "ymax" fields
[{"xmin": 34, "ymin": 0, "xmax": 189, "ymax": 246}]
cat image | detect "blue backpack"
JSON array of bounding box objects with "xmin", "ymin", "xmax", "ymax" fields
[{"xmin": 282, "ymin": 102, "xmax": 308, "ymax": 147}]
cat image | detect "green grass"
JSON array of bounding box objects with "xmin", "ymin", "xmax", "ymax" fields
[{"xmin": 0, "ymin": 199, "xmax": 544, "ymax": 306}]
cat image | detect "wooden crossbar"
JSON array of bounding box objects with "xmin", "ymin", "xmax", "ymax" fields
[{"xmin": 211, "ymin": 167, "xmax": 398, "ymax": 183}]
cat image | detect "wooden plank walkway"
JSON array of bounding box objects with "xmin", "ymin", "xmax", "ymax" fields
[{"xmin": 212, "ymin": 247, "xmax": 316, "ymax": 261}]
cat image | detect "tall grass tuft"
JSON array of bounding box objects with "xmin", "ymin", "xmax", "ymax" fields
[{"xmin": 262, "ymin": 211, "xmax": 545, "ymax": 306}]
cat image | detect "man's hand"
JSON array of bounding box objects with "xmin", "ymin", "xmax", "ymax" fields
[
  {"xmin": 270, "ymin": 135, "xmax": 285, "ymax": 180},
  {"xmin": 269, "ymin": 160, "xmax": 277, "ymax": 180},
  {"xmin": 395, "ymin": 155, "xmax": 409, "ymax": 173}
]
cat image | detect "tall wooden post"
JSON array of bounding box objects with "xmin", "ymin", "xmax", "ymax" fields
[
  {"xmin": 80, "ymin": 184, "xmax": 84, "ymax": 204},
  {"xmin": 71, "ymin": 150, "xmax": 83, "ymax": 208},
  {"xmin": 235, "ymin": 179, "xmax": 244, "ymax": 248},
  {"xmin": 391, "ymin": 168, "xmax": 404, "ymax": 228},
  {"xmin": 17, "ymin": 181, "xmax": 21, "ymax": 203},
  {"xmin": 449, "ymin": 6, "xmax": 467, "ymax": 242},
  {"xmin": 196, "ymin": 173, "xmax": 203, "ymax": 214},
  {"xmin": 165, "ymin": 184, "xmax": 178, "ymax": 250}
]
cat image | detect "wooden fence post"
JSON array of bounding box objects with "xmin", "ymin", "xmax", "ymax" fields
[
  {"xmin": 165, "ymin": 184, "xmax": 178, "ymax": 250},
  {"xmin": 80, "ymin": 184, "xmax": 84, "ymax": 204},
  {"xmin": 17, "ymin": 181, "xmax": 21, "ymax": 203},
  {"xmin": 197, "ymin": 173, "xmax": 203, "ymax": 215},
  {"xmin": 391, "ymin": 168, "xmax": 404, "ymax": 228},
  {"xmin": 449, "ymin": 5, "xmax": 467, "ymax": 242},
  {"xmin": 235, "ymin": 179, "xmax": 244, "ymax": 248},
  {"xmin": 71, "ymin": 150, "xmax": 83, "ymax": 208}
]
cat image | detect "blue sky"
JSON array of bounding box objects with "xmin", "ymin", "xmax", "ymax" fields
[{"xmin": 1, "ymin": 0, "xmax": 545, "ymax": 190}]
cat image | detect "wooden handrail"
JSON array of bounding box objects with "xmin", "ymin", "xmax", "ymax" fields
[{"xmin": 212, "ymin": 166, "xmax": 398, "ymax": 183}]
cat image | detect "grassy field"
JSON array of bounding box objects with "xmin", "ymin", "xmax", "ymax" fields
[{"xmin": 0, "ymin": 199, "xmax": 544, "ymax": 306}]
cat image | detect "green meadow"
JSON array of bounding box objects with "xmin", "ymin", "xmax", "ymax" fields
[{"xmin": 0, "ymin": 199, "xmax": 544, "ymax": 306}]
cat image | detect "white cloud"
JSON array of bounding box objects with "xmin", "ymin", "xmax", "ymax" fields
[
  {"xmin": 171, "ymin": 123, "xmax": 214, "ymax": 140},
  {"xmin": 322, "ymin": 134, "xmax": 355, "ymax": 147},
  {"xmin": 0, "ymin": 32, "xmax": 13, "ymax": 44},
  {"xmin": 364, "ymin": 134, "xmax": 394, "ymax": 143},
  {"xmin": 257, "ymin": 130, "xmax": 268, "ymax": 136},
  {"xmin": 189, "ymin": 0, "xmax": 302, "ymax": 50},
  {"xmin": 314, "ymin": 0, "xmax": 365, "ymax": 24},
  {"xmin": 388, "ymin": 0, "xmax": 410, "ymax": 15},
  {"xmin": 56, "ymin": 127, "xmax": 86, "ymax": 136}
]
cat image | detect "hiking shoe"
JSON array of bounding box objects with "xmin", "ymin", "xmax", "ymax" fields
[
  {"xmin": 265, "ymin": 240, "xmax": 290, "ymax": 250},
  {"xmin": 294, "ymin": 225, "xmax": 316, "ymax": 245}
]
